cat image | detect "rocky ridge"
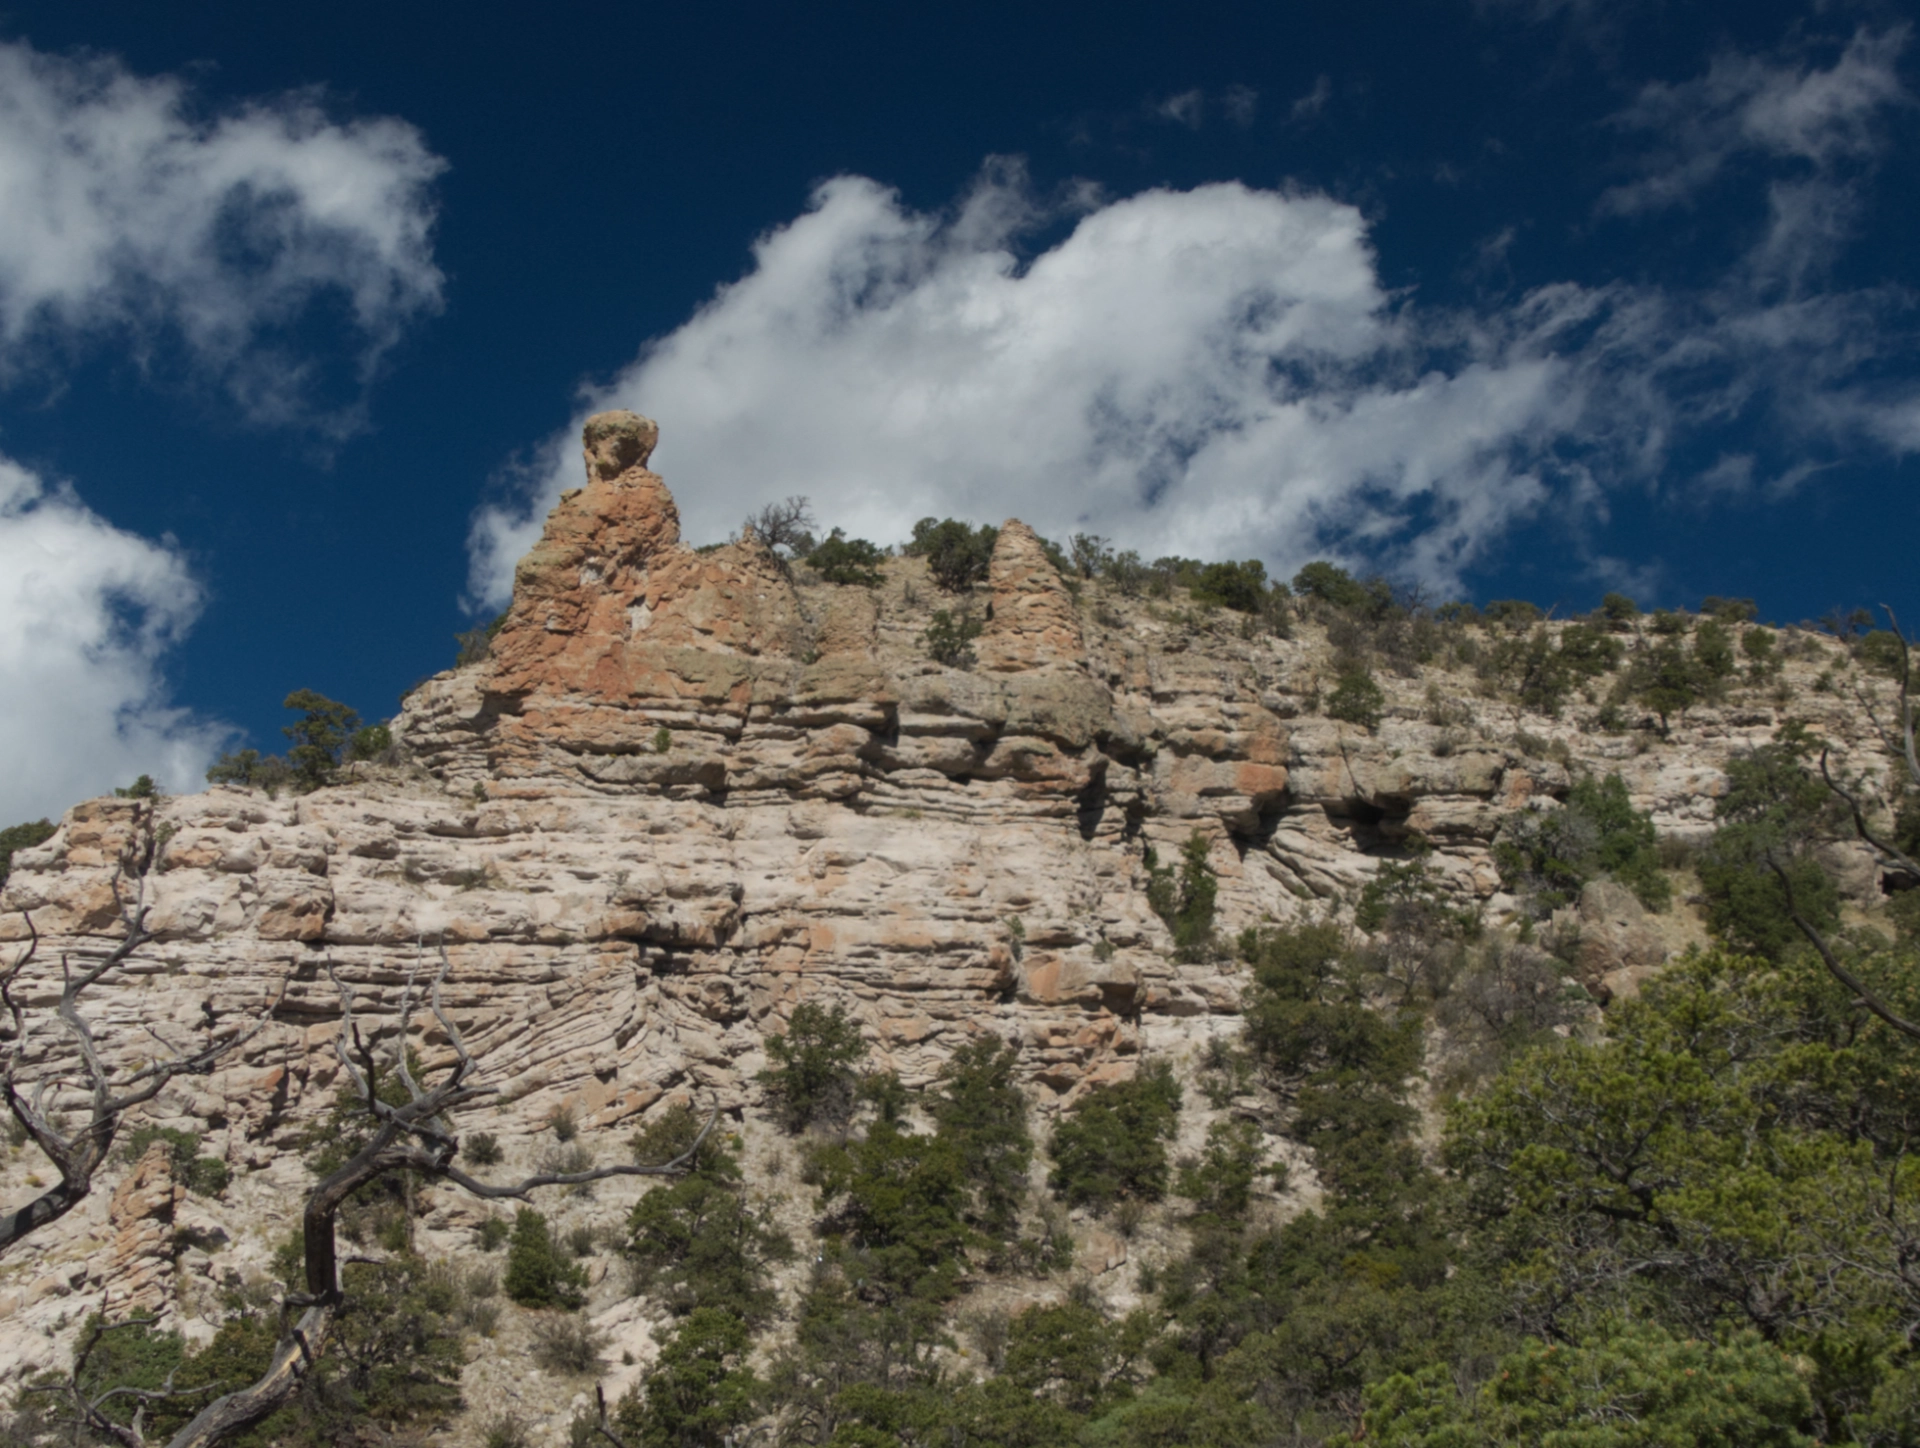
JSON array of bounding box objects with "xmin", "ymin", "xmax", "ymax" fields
[{"xmin": 0, "ymin": 412, "xmax": 1898, "ymax": 1424}]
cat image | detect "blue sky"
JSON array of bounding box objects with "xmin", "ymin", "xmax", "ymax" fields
[{"xmin": 1, "ymin": 0, "xmax": 1916, "ymax": 819}]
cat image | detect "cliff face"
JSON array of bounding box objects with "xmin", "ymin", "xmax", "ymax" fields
[{"xmin": 0, "ymin": 412, "xmax": 1893, "ymax": 1395}]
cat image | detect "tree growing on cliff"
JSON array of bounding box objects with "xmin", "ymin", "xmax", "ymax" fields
[
  {"xmin": 905, "ymin": 517, "xmax": 997, "ymax": 592},
  {"xmin": 757, "ymin": 1001, "xmax": 869, "ymax": 1133}
]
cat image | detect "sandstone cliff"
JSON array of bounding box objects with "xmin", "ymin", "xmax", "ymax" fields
[{"xmin": 0, "ymin": 412, "xmax": 1897, "ymax": 1422}]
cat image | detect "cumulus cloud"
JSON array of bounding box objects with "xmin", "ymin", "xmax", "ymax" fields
[
  {"xmin": 0, "ymin": 456, "xmax": 229, "ymax": 821},
  {"xmin": 0, "ymin": 38, "xmax": 446, "ymax": 432},
  {"xmin": 468, "ymin": 142, "xmax": 1920, "ymax": 613},
  {"xmin": 469, "ymin": 166, "xmax": 1580, "ymax": 605},
  {"xmin": 0, "ymin": 38, "xmax": 448, "ymax": 818}
]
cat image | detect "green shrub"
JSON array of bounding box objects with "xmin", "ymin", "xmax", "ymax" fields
[
  {"xmin": 1190, "ymin": 559, "xmax": 1269, "ymax": 614},
  {"xmin": 1700, "ymin": 594, "xmax": 1759, "ymax": 623},
  {"xmin": 205, "ymin": 748, "xmax": 294, "ymax": 794},
  {"xmin": 1175, "ymin": 1117, "xmax": 1264, "ymax": 1220},
  {"xmin": 1144, "ymin": 831, "xmax": 1218, "ymax": 961},
  {"xmin": 626, "ymin": 1107, "xmax": 793, "ymax": 1322},
  {"xmin": 504, "ymin": 1208, "xmax": 587, "ymax": 1308},
  {"xmin": 1599, "ymin": 591, "xmax": 1639, "ymax": 627},
  {"xmin": 757, "ymin": 1002, "xmax": 869, "ymax": 1133},
  {"xmin": 1493, "ymin": 772, "xmax": 1670, "ymax": 915},
  {"xmin": 1293, "ymin": 561, "xmax": 1393, "ymax": 618},
  {"xmin": 923, "ymin": 608, "xmax": 984, "ymax": 667},
  {"xmin": 807, "ymin": 528, "xmax": 886, "ymax": 587},
  {"xmin": 928, "ymin": 1036, "xmax": 1034, "ymax": 1240},
  {"xmin": 906, "ymin": 517, "xmax": 998, "ymax": 591},
  {"xmin": 1856, "ymin": 629, "xmax": 1908, "ymax": 679},
  {"xmin": 465, "ymin": 1131, "xmax": 502, "ymax": 1167},
  {"xmin": 1326, "ymin": 663, "xmax": 1386, "ymax": 731},
  {"xmin": 476, "ymin": 1216, "xmax": 509, "ymax": 1252},
  {"xmin": 282, "ymin": 689, "xmax": 361, "ymax": 790},
  {"xmin": 612, "ymin": 1308, "xmax": 759, "ymax": 1448},
  {"xmin": 1048, "ymin": 1061, "xmax": 1183, "ymax": 1209},
  {"xmin": 119, "ymin": 1125, "xmax": 230, "ymax": 1196},
  {"xmin": 0, "ymin": 817, "xmax": 55, "ymax": 886}
]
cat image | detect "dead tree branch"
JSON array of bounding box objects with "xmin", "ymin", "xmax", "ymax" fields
[
  {"xmin": 1, "ymin": 811, "xmax": 276, "ymax": 1256},
  {"xmin": 161, "ymin": 941, "xmax": 713, "ymax": 1448}
]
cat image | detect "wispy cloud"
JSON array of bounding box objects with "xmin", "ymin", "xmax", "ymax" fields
[
  {"xmin": 1289, "ymin": 75, "xmax": 1332, "ymax": 123},
  {"xmin": 1153, "ymin": 89, "xmax": 1205, "ymax": 129},
  {"xmin": 0, "ymin": 38, "xmax": 447, "ymax": 434},
  {"xmin": 1600, "ymin": 26, "xmax": 1908, "ymax": 293}
]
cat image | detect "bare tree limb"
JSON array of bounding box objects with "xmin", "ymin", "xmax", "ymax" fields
[
  {"xmin": 2, "ymin": 810, "xmax": 279, "ymax": 1256},
  {"xmin": 161, "ymin": 942, "xmax": 714, "ymax": 1448},
  {"xmin": 1768, "ymin": 855, "xmax": 1920, "ymax": 1043}
]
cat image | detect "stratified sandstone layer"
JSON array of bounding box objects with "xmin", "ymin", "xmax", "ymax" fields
[{"xmin": 0, "ymin": 411, "xmax": 1894, "ymax": 1391}]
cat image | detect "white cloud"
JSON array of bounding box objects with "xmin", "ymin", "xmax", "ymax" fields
[
  {"xmin": 468, "ymin": 150, "xmax": 1920, "ymax": 614},
  {"xmin": 0, "ymin": 39, "xmax": 449, "ymax": 820},
  {"xmin": 468, "ymin": 168, "xmax": 1597, "ymax": 606},
  {"xmin": 0, "ymin": 38, "xmax": 446, "ymax": 432},
  {"xmin": 1600, "ymin": 27, "xmax": 1908, "ymax": 292},
  {"xmin": 1154, "ymin": 90, "xmax": 1204, "ymax": 129},
  {"xmin": 1289, "ymin": 76, "xmax": 1332, "ymax": 123},
  {"xmin": 0, "ymin": 456, "xmax": 229, "ymax": 821}
]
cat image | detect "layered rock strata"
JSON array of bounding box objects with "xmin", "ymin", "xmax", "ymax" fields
[{"xmin": 0, "ymin": 410, "xmax": 1897, "ymax": 1392}]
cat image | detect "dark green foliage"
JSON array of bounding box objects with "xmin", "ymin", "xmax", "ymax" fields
[
  {"xmin": 281, "ymin": 689, "xmax": 360, "ymax": 790},
  {"xmin": 1176, "ymin": 1117, "xmax": 1264, "ymax": 1221},
  {"xmin": 0, "ymin": 817, "xmax": 54, "ymax": 885},
  {"xmin": 1744, "ymin": 624, "xmax": 1782, "ymax": 682},
  {"xmin": 105, "ymin": 1254, "xmax": 462, "ymax": 1447},
  {"xmin": 1599, "ymin": 591, "xmax": 1639, "ymax": 627},
  {"xmin": 113, "ymin": 775, "xmax": 160, "ymax": 799},
  {"xmin": 476, "ymin": 1215, "xmax": 509, "ymax": 1251},
  {"xmin": 927, "ymin": 1037, "xmax": 1033, "ymax": 1239},
  {"xmin": 504, "ymin": 1208, "xmax": 587, "ymax": 1308},
  {"xmin": 455, "ymin": 609, "xmax": 510, "ymax": 667},
  {"xmin": 922, "ymin": 608, "xmax": 983, "ymax": 667},
  {"xmin": 1292, "ymin": 561, "xmax": 1394, "ymax": 618},
  {"xmin": 1048, "ymin": 1061, "xmax": 1183, "ymax": 1209},
  {"xmin": 1326, "ymin": 662, "xmax": 1386, "ymax": 730},
  {"xmin": 1693, "ymin": 618, "xmax": 1738, "ymax": 682},
  {"xmin": 1494, "ymin": 772, "xmax": 1670, "ymax": 914},
  {"xmin": 1856, "ymin": 628, "xmax": 1909, "ymax": 679},
  {"xmin": 205, "ymin": 748, "xmax": 294, "ymax": 794},
  {"xmin": 1353, "ymin": 1327, "xmax": 1816, "ymax": 1447},
  {"xmin": 626, "ymin": 1108, "xmax": 793, "ymax": 1323},
  {"xmin": 614, "ymin": 1308, "xmax": 759, "ymax": 1448},
  {"xmin": 758, "ymin": 1002, "xmax": 869, "ymax": 1133},
  {"xmin": 1701, "ymin": 594, "xmax": 1760, "ymax": 623},
  {"xmin": 809, "ymin": 1114, "xmax": 974, "ymax": 1301},
  {"xmin": 1237, "ymin": 922, "xmax": 1423, "ymax": 1194},
  {"xmin": 1144, "ymin": 831, "xmax": 1218, "ymax": 961},
  {"xmin": 1648, "ymin": 608, "xmax": 1690, "ymax": 636},
  {"xmin": 118, "ymin": 1124, "xmax": 230, "ymax": 1196},
  {"xmin": 1696, "ymin": 732, "xmax": 1842, "ymax": 958},
  {"xmin": 1445, "ymin": 945, "xmax": 1920, "ymax": 1440},
  {"xmin": 808, "ymin": 528, "xmax": 887, "ymax": 587},
  {"xmin": 1481, "ymin": 598, "xmax": 1542, "ymax": 628},
  {"xmin": 905, "ymin": 517, "xmax": 997, "ymax": 591},
  {"xmin": 1189, "ymin": 560, "xmax": 1268, "ymax": 614},
  {"xmin": 465, "ymin": 1131, "xmax": 502, "ymax": 1166},
  {"xmin": 346, "ymin": 722, "xmax": 392, "ymax": 762}
]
